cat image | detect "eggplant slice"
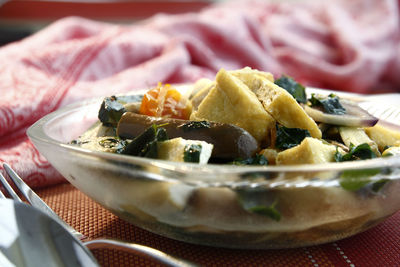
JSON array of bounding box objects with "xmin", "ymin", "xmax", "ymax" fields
[{"xmin": 117, "ymin": 112, "xmax": 259, "ymax": 161}]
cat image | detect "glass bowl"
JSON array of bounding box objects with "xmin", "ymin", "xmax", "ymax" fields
[{"xmin": 27, "ymin": 88, "xmax": 400, "ymax": 249}]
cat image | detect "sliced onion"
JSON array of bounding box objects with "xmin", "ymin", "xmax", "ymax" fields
[{"xmin": 304, "ymin": 100, "xmax": 378, "ymax": 127}]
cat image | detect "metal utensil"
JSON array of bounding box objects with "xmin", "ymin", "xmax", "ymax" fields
[
  {"xmin": 0, "ymin": 198, "xmax": 98, "ymax": 267},
  {"xmin": 0, "ymin": 163, "xmax": 196, "ymax": 267}
]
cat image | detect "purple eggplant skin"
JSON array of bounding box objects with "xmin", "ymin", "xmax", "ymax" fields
[{"xmin": 117, "ymin": 112, "xmax": 259, "ymax": 160}]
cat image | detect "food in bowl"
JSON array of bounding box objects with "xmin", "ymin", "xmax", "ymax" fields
[
  {"xmin": 28, "ymin": 67, "xmax": 400, "ymax": 249},
  {"xmin": 73, "ymin": 67, "xmax": 399, "ymax": 165}
]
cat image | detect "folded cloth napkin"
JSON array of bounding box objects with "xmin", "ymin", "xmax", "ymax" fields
[{"xmin": 0, "ymin": 0, "xmax": 399, "ymax": 188}]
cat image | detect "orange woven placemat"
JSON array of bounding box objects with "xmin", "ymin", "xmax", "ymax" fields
[{"xmin": 36, "ymin": 183, "xmax": 400, "ymax": 267}]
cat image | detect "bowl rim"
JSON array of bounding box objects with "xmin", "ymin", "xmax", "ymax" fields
[{"xmin": 26, "ymin": 87, "xmax": 400, "ymax": 184}]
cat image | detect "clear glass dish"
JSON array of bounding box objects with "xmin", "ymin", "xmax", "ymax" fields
[{"xmin": 27, "ymin": 88, "xmax": 400, "ymax": 249}]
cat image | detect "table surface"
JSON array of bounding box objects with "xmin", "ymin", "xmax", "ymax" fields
[{"xmin": 36, "ymin": 182, "xmax": 400, "ymax": 267}]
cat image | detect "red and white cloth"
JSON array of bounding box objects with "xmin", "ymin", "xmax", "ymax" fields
[{"xmin": 1, "ymin": 0, "xmax": 400, "ymax": 187}]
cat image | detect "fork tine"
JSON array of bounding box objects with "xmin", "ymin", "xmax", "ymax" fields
[
  {"xmin": 0, "ymin": 188, "xmax": 5, "ymax": 199},
  {"xmin": 3, "ymin": 163, "xmax": 85, "ymax": 240},
  {"xmin": 0, "ymin": 171, "xmax": 23, "ymax": 202},
  {"xmin": 3, "ymin": 163, "xmax": 58, "ymax": 215}
]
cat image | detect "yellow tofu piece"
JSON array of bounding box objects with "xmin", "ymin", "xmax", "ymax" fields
[
  {"xmin": 276, "ymin": 137, "xmax": 338, "ymax": 165},
  {"xmin": 230, "ymin": 66, "xmax": 274, "ymax": 85},
  {"xmin": 243, "ymin": 76, "xmax": 321, "ymax": 139},
  {"xmin": 259, "ymin": 148, "xmax": 278, "ymax": 165},
  {"xmin": 365, "ymin": 123, "xmax": 400, "ymax": 152},
  {"xmin": 190, "ymin": 68, "xmax": 275, "ymax": 143},
  {"xmin": 157, "ymin": 138, "xmax": 213, "ymax": 164},
  {"xmin": 339, "ymin": 126, "xmax": 380, "ymax": 156},
  {"xmin": 189, "ymin": 78, "xmax": 214, "ymax": 98},
  {"xmin": 191, "ymin": 83, "xmax": 215, "ymax": 111}
]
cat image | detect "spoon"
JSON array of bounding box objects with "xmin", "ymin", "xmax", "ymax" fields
[
  {"xmin": 0, "ymin": 199, "xmax": 193, "ymax": 267},
  {"xmin": 0, "ymin": 198, "xmax": 97, "ymax": 267}
]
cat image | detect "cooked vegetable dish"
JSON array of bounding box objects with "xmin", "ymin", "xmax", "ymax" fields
[
  {"xmin": 67, "ymin": 67, "xmax": 400, "ymax": 248},
  {"xmin": 73, "ymin": 67, "xmax": 400, "ymax": 166}
]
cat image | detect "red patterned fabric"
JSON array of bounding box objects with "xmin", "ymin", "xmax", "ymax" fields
[{"xmin": 1, "ymin": 0, "xmax": 400, "ymax": 187}]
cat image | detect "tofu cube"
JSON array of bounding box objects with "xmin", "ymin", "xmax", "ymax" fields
[
  {"xmin": 190, "ymin": 68, "xmax": 276, "ymax": 143},
  {"xmin": 276, "ymin": 137, "xmax": 338, "ymax": 165},
  {"xmin": 365, "ymin": 123, "xmax": 400, "ymax": 152},
  {"xmin": 229, "ymin": 67, "xmax": 274, "ymax": 86},
  {"xmin": 157, "ymin": 137, "xmax": 213, "ymax": 164},
  {"xmin": 259, "ymin": 148, "xmax": 278, "ymax": 165},
  {"xmin": 243, "ymin": 76, "xmax": 321, "ymax": 139}
]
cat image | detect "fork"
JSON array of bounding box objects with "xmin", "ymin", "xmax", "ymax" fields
[{"xmin": 0, "ymin": 163, "xmax": 195, "ymax": 267}]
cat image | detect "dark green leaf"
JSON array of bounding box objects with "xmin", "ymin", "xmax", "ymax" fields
[
  {"xmin": 309, "ymin": 94, "xmax": 346, "ymax": 115},
  {"xmin": 274, "ymin": 75, "xmax": 307, "ymax": 103},
  {"xmin": 98, "ymin": 138, "xmax": 128, "ymax": 154},
  {"xmin": 339, "ymin": 168, "xmax": 381, "ymax": 191},
  {"xmin": 335, "ymin": 143, "xmax": 376, "ymax": 162},
  {"xmin": 70, "ymin": 140, "xmax": 89, "ymax": 145},
  {"xmin": 179, "ymin": 121, "xmax": 211, "ymax": 132},
  {"xmin": 232, "ymin": 154, "xmax": 268, "ymax": 166},
  {"xmin": 98, "ymin": 95, "xmax": 143, "ymax": 126},
  {"xmin": 383, "ymin": 145, "xmax": 392, "ymax": 151},
  {"xmin": 351, "ymin": 143, "xmax": 376, "ymax": 160},
  {"xmin": 122, "ymin": 124, "xmax": 168, "ymax": 158},
  {"xmin": 239, "ymin": 172, "xmax": 270, "ymax": 180},
  {"xmin": 276, "ymin": 124, "xmax": 311, "ymax": 150},
  {"xmin": 237, "ymin": 190, "xmax": 281, "ymax": 221},
  {"xmin": 248, "ymin": 204, "xmax": 281, "ymax": 221},
  {"xmin": 382, "ymin": 146, "xmax": 393, "ymax": 157},
  {"xmin": 183, "ymin": 144, "xmax": 202, "ymax": 163},
  {"xmin": 372, "ymin": 179, "xmax": 389, "ymax": 192},
  {"xmin": 334, "ymin": 148, "xmax": 343, "ymax": 162}
]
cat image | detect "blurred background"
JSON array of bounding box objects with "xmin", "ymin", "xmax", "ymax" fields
[
  {"xmin": 1, "ymin": 0, "xmax": 398, "ymax": 94},
  {"xmin": 0, "ymin": 0, "xmax": 220, "ymax": 46}
]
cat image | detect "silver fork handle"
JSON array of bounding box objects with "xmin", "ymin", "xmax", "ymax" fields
[
  {"xmin": 84, "ymin": 239, "xmax": 197, "ymax": 267},
  {"xmin": 1, "ymin": 164, "xmax": 196, "ymax": 266},
  {"xmin": 2, "ymin": 163, "xmax": 85, "ymax": 240}
]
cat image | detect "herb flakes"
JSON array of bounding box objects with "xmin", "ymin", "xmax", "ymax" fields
[
  {"xmin": 237, "ymin": 190, "xmax": 281, "ymax": 222},
  {"xmin": 232, "ymin": 154, "xmax": 268, "ymax": 166},
  {"xmin": 183, "ymin": 144, "xmax": 202, "ymax": 163},
  {"xmin": 98, "ymin": 137, "xmax": 128, "ymax": 154},
  {"xmin": 309, "ymin": 94, "xmax": 346, "ymax": 115},
  {"xmin": 335, "ymin": 143, "xmax": 376, "ymax": 162},
  {"xmin": 247, "ymin": 203, "xmax": 281, "ymax": 222},
  {"xmin": 274, "ymin": 75, "xmax": 307, "ymax": 104},
  {"xmin": 122, "ymin": 124, "xmax": 168, "ymax": 158},
  {"xmin": 98, "ymin": 95, "xmax": 142, "ymax": 126},
  {"xmin": 275, "ymin": 124, "xmax": 311, "ymax": 150},
  {"xmin": 179, "ymin": 121, "xmax": 211, "ymax": 132},
  {"xmin": 338, "ymin": 167, "xmax": 392, "ymax": 192}
]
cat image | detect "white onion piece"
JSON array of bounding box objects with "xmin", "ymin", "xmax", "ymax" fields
[{"xmin": 304, "ymin": 100, "xmax": 378, "ymax": 127}]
